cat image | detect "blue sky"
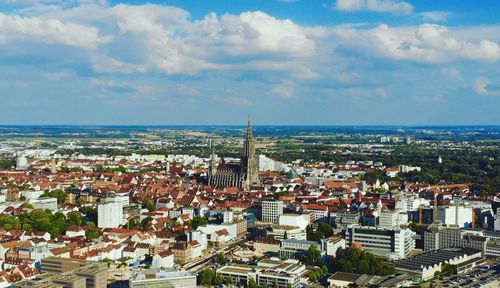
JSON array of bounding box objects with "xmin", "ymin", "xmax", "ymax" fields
[{"xmin": 0, "ymin": 0, "xmax": 499, "ymax": 125}]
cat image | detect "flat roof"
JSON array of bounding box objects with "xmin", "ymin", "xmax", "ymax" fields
[{"xmin": 328, "ymin": 272, "xmax": 361, "ymax": 282}]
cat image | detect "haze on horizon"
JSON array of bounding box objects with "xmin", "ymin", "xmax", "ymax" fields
[{"xmin": 0, "ymin": 0, "xmax": 499, "ymax": 126}]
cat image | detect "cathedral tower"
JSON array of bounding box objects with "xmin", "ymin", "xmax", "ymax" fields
[{"xmin": 242, "ymin": 116, "xmax": 261, "ymax": 190}]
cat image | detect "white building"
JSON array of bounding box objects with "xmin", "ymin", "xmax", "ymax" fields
[
  {"xmin": 438, "ymin": 205, "xmax": 473, "ymax": 227},
  {"xmin": 262, "ymin": 200, "xmax": 283, "ymax": 224},
  {"xmin": 322, "ymin": 237, "xmax": 346, "ymax": 257},
  {"xmin": 379, "ymin": 210, "xmax": 399, "ymax": 228},
  {"xmin": 20, "ymin": 190, "xmax": 44, "ymax": 200},
  {"xmin": 278, "ymin": 214, "xmax": 310, "ymax": 230},
  {"xmin": 16, "ymin": 155, "xmax": 28, "ymax": 170},
  {"xmin": 28, "ymin": 197, "xmax": 58, "ymax": 211},
  {"xmin": 346, "ymin": 225, "xmax": 415, "ymax": 260},
  {"xmin": 97, "ymin": 203, "xmax": 123, "ymax": 228},
  {"xmin": 151, "ymin": 251, "xmax": 174, "ymax": 269}
]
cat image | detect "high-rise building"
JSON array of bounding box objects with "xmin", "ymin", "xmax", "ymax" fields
[
  {"xmin": 208, "ymin": 117, "xmax": 261, "ymax": 190},
  {"xmin": 97, "ymin": 202, "xmax": 123, "ymax": 228},
  {"xmin": 262, "ymin": 200, "xmax": 283, "ymax": 224}
]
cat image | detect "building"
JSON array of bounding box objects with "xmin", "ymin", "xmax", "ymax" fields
[
  {"xmin": 171, "ymin": 241, "xmax": 194, "ymax": 263},
  {"xmin": 15, "ymin": 257, "xmax": 108, "ymax": 288},
  {"xmin": 345, "ymin": 225, "xmax": 415, "ymax": 259},
  {"xmin": 28, "ymin": 197, "xmax": 58, "ymax": 211},
  {"xmin": 266, "ymin": 225, "xmax": 306, "ymax": 241},
  {"xmin": 254, "ymin": 237, "xmax": 281, "ymax": 254},
  {"xmin": 438, "ymin": 205, "xmax": 473, "ymax": 228},
  {"xmin": 262, "ymin": 200, "xmax": 283, "ymax": 224},
  {"xmin": 378, "ymin": 210, "xmax": 399, "ymax": 228},
  {"xmin": 16, "ymin": 155, "xmax": 28, "ymax": 170},
  {"xmin": 130, "ymin": 269, "xmax": 196, "ymax": 288},
  {"xmin": 395, "ymin": 247, "xmax": 483, "ymax": 281},
  {"xmin": 278, "ymin": 213, "xmax": 311, "ymax": 230},
  {"xmin": 208, "ymin": 117, "xmax": 262, "ymax": 190},
  {"xmin": 97, "ymin": 202, "xmax": 123, "ymax": 228},
  {"xmin": 321, "ymin": 236, "xmax": 346, "ymax": 257},
  {"xmin": 216, "ymin": 258, "xmax": 304, "ymax": 288},
  {"xmin": 279, "ymin": 239, "xmax": 320, "ymax": 260},
  {"xmin": 424, "ymin": 226, "xmax": 487, "ymax": 254}
]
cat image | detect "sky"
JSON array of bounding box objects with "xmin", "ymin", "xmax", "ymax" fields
[{"xmin": 0, "ymin": 0, "xmax": 499, "ymax": 125}]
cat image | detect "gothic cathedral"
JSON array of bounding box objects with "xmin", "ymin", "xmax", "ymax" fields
[{"xmin": 208, "ymin": 117, "xmax": 262, "ymax": 190}]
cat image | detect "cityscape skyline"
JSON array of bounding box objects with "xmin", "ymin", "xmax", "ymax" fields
[{"xmin": 0, "ymin": 0, "xmax": 499, "ymax": 125}]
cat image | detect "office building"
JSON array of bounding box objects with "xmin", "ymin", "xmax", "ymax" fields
[
  {"xmin": 345, "ymin": 225, "xmax": 415, "ymax": 259},
  {"xmin": 130, "ymin": 269, "xmax": 196, "ymax": 288},
  {"xmin": 262, "ymin": 200, "xmax": 283, "ymax": 224},
  {"xmin": 14, "ymin": 257, "xmax": 108, "ymax": 288},
  {"xmin": 97, "ymin": 202, "xmax": 123, "ymax": 228},
  {"xmin": 379, "ymin": 210, "xmax": 399, "ymax": 228},
  {"xmin": 216, "ymin": 258, "xmax": 304, "ymax": 288}
]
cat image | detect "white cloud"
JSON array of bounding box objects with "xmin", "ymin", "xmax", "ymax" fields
[
  {"xmin": 335, "ymin": 0, "xmax": 413, "ymax": 15},
  {"xmin": 177, "ymin": 84, "xmax": 200, "ymax": 97},
  {"xmin": 0, "ymin": 12, "xmax": 110, "ymax": 49},
  {"xmin": 198, "ymin": 11, "xmax": 316, "ymax": 57},
  {"xmin": 91, "ymin": 55, "xmax": 146, "ymax": 74},
  {"xmin": 44, "ymin": 71, "xmax": 71, "ymax": 80},
  {"xmin": 441, "ymin": 67, "xmax": 461, "ymax": 80},
  {"xmin": 327, "ymin": 87, "xmax": 388, "ymax": 98},
  {"xmin": 333, "ymin": 23, "xmax": 500, "ymax": 63},
  {"xmin": 272, "ymin": 85, "xmax": 296, "ymax": 99},
  {"xmin": 474, "ymin": 77, "xmax": 500, "ymax": 96},
  {"xmin": 222, "ymin": 97, "xmax": 253, "ymax": 105},
  {"xmin": 420, "ymin": 11, "xmax": 452, "ymax": 22}
]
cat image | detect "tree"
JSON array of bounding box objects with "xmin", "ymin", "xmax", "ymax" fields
[
  {"xmin": 66, "ymin": 211, "xmax": 83, "ymax": 227},
  {"xmin": 261, "ymin": 282, "xmax": 269, "ymax": 288},
  {"xmin": 216, "ymin": 253, "xmax": 228, "ymax": 265},
  {"xmin": 85, "ymin": 227, "xmax": 102, "ymax": 240},
  {"xmin": 198, "ymin": 268, "xmax": 215, "ymax": 286},
  {"xmin": 248, "ymin": 277, "xmax": 258, "ymax": 288},
  {"xmin": 214, "ymin": 274, "xmax": 223, "ymax": 285},
  {"xmin": 186, "ymin": 215, "xmax": 208, "ymax": 230},
  {"xmin": 332, "ymin": 247, "xmax": 395, "ymax": 276},
  {"xmin": 41, "ymin": 189, "xmax": 66, "ymax": 204},
  {"xmin": 142, "ymin": 199, "xmax": 155, "ymax": 212},
  {"xmin": 317, "ymin": 222, "xmax": 333, "ymax": 238},
  {"xmin": 306, "ymin": 224, "xmax": 324, "ymax": 241},
  {"xmin": 300, "ymin": 244, "xmax": 322, "ymax": 266},
  {"xmin": 225, "ymin": 275, "xmax": 234, "ymax": 286}
]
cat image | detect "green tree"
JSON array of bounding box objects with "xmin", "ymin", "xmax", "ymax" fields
[
  {"xmin": 216, "ymin": 253, "xmax": 228, "ymax": 265},
  {"xmin": 142, "ymin": 199, "xmax": 155, "ymax": 212},
  {"xmin": 225, "ymin": 275, "xmax": 234, "ymax": 286},
  {"xmin": 248, "ymin": 277, "xmax": 258, "ymax": 288},
  {"xmin": 317, "ymin": 222, "xmax": 333, "ymax": 238},
  {"xmin": 85, "ymin": 227, "xmax": 102, "ymax": 240},
  {"xmin": 300, "ymin": 244, "xmax": 322, "ymax": 266},
  {"xmin": 198, "ymin": 268, "xmax": 215, "ymax": 286},
  {"xmin": 214, "ymin": 274, "xmax": 223, "ymax": 285},
  {"xmin": 41, "ymin": 189, "xmax": 66, "ymax": 204},
  {"xmin": 66, "ymin": 211, "xmax": 83, "ymax": 226},
  {"xmin": 186, "ymin": 215, "xmax": 208, "ymax": 230}
]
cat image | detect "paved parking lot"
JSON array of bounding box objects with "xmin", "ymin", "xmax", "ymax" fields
[{"xmin": 440, "ymin": 264, "xmax": 500, "ymax": 288}]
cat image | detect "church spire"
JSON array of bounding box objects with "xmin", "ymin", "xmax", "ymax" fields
[{"xmin": 246, "ymin": 114, "xmax": 253, "ymax": 138}]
